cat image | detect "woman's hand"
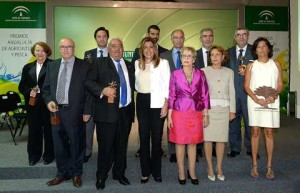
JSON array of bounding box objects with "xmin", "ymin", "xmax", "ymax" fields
[
  {"xmin": 229, "ymin": 112, "xmax": 235, "ymax": 122},
  {"xmin": 167, "ymin": 116, "xmax": 173, "ymax": 129},
  {"xmin": 255, "ymin": 98, "xmax": 268, "ymax": 108},
  {"xmin": 203, "ymin": 115, "xmax": 209, "ymax": 128},
  {"xmin": 265, "ymin": 96, "xmax": 275, "ymax": 104},
  {"xmin": 160, "ymin": 103, "xmax": 168, "ymax": 118}
]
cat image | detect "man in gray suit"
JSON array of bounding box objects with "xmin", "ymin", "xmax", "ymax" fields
[
  {"xmin": 226, "ymin": 27, "xmax": 257, "ymax": 158},
  {"xmin": 160, "ymin": 29, "xmax": 185, "ymax": 163},
  {"xmin": 43, "ymin": 38, "xmax": 92, "ymax": 188}
]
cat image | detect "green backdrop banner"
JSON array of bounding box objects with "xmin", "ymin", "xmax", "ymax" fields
[
  {"xmin": 245, "ymin": 6, "xmax": 288, "ymax": 31},
  {"xmin": 54, "ymin": 7, "xmax": 238, "ymax": 61},
  {"xmin": 0, "ymin": 2, "xmax": 45, "ymax": 28}
]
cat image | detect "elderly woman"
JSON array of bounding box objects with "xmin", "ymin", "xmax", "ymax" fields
[
  {"xmin": 19, "ymin": 42, "xmax": 54, "ymax": 166},
  {"xmin": 244, "ymin": 37, "xmax": 283, "ymax": 180},
  {"xmin": 202, "ymin": 45, "xmax": 235, "ymax": 181},
  {"xmin": 135, "ymin": 37, "xmax": 170, "ymax": 183},
  {"xmin": 168, "ymin": 46, "xmax": 210, "ymax": 185}
]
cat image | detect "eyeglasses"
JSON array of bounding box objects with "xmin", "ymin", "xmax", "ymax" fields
[
  {"xmin": 59, "ymin": 45, "xmax": 74, "ymax": 50},
  {"xmin": 172, "ymin": 37, "xmax": 185, "ymax": 40},
  {"xmin": 181, "ymin": 54, "xmax": 194, "ymax": 59}
]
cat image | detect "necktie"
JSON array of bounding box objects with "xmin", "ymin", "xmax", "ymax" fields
[
  {"xmin": 57, "ymin": 61, "xmax": 68, "ymax": 104},
  {"xmin": 206, "ymin": 50, "xmax": 209, "ymax": 67},
  {"xmin": 115, "ymin": 60, "xmax": 127, "ymax": 107},
  {"xmin": 176, "ymin": 50, "xmax": 181, "ymax": 69},
  {"xmin": 238, "ymin": 49, "xmax": 244, "ymax": 65},
  {"xmin": 99, "ymin": 50, "xmax": 104, "ymax": 58}
]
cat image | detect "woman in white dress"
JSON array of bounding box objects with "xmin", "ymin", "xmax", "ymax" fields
[{"xmin": 244, "ymin": 37, "xmax": 283, "ymax": 180}]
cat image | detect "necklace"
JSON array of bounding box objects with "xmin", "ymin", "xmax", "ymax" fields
[{"xmin": 183, "ymin": 69, "xmax": 193, "ymax": 84}]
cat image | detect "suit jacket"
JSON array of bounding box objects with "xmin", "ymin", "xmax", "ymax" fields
[
  {"xmin": 226, "ymin": 44, "xmax": 253, "ymax": 100},
  {"xmin": 19, "ymin": 58, "xmax": 52, "ymax": 107},
  {"xmin": 194, "ymin": 48, "xmax": 205, "ymax": 69},
  {"xmin": 42, "ymin": 57, "xmax": 92, "ymax": 124},
  {"xmin": 160, "ymin": 48, "xmax": 177, "ymax": 73},
  {"xmin": 168, "ymin": 69, "xmax": 210, "ymax": 112},
  {"xmin": 85, "ymin": 57, "xmax": 135, "ymax": 123},
  {"xmin": 84, "ymin": 48, "xmax": 98, "ymax": 63},
  {"xmin": 131, "ymin": 44, "xmax": 168, "ymax": 65}
]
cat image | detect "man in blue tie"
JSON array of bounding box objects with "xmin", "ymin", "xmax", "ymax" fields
[
  {"xmin": 85, "ymin": 38, "xmax": 135, "ymax": 190},
  {"xmin": 160, "ymin": 29, "xmax": 185, "ymax": 163},
  {"xmin": 83, "ymin": 27, "xmax": 109, "ymax": 163}
]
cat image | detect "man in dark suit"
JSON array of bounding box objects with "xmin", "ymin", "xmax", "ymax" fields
[
  {"xmin": 131, "ymin": 25, "xmax": 168, "ymax": 65},
  {"xmin": 43, "ymin": 38, "xmax": 92, "ymax": 188},
  {"xmin": 226, "ymin": 27, "xmax": 255, "ymax": 158},
  {"xmin": 18, "ymin": 42, "xmax": 54, "ymax": 166},
  {"xmin": 85, "ymin": 38, "xmax": 135, "ymax": 190},
  {"xmin": 83, "ymin": 27, "xmax": 109, "ymax": 163},
  {"xmin": 160, "ymin": 29, "xmax": 185, "ymax": 163},
  {"xmin": 195, "ymin": 28, "xmax": 214, "ymax": 69},
  {"xmin": 195, "ymin": 27, "xmax": 215, "ymax": 158},
  {"xmin": 84, "ymin": 27, "xmax": 109, "ymax": 62}
]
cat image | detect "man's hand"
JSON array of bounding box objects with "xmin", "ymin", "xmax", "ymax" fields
[
  {"xmin": 47, "ymin": 101, "xmax": 58, "ymax": 112},
  {"xmin": 83, "ymin": 114, "xmax": 91, "ymax": 122}
]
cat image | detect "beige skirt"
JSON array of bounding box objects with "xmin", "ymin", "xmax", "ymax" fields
[{"xmin": 204, "ymin": 106, "xmax": 230, "ymax": 142}]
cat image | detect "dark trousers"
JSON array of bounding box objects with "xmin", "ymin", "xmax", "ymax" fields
[
  {"xmin": 229, "ymin": 97, "xmax": 251, "ymax": 152},
  {"xmin": 136, "ymin": 93, "xmax": 164, "ymax": 178},
  {"xmin": 52, "ymin": 107, "xmax": 85, "ymax": 178},
  {"xmin": 96, "ymin": 106, "xmax": 132, "ymax": 180},
  {"xmin": 27, "ymin": 97, "xmax": 54, "ymax": 162},
  {"xmin": 85, "ymin": 117, "xmax": 95, "ymax": 156}
]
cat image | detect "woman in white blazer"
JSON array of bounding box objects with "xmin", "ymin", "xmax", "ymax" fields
[{"xmin": 135, "ymin": 37, "xmax": 170, "ymax": 184}]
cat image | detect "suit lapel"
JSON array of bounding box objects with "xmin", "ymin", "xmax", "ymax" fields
[{"xmin": 28, "ymin": 62, "xmax": 37, "ymax": 83}]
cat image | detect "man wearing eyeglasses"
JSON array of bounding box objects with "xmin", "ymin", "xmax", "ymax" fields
[
  {"xmin": 43, "ymin": 37, "xmax": 92, "ymax": 188},
  {"xmin": 160, "ymin": 29, "xmax": 185, "ymax": 163},
  {"xmin": 226, "ymin": 27, "xmax": 256, "ymax": 159}
]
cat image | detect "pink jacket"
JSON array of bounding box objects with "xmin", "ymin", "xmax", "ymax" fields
[{"xmin": 168, "ymin": 69, "xmax": 210, "ymax": 112}]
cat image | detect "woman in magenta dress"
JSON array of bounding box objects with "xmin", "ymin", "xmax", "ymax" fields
[{"xmin": 168, "ymin": 46, "xmax": 210, "ymax": 185}]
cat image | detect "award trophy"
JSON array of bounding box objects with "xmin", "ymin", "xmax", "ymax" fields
[
  {"xmin": 50, "ymin": 105, "xmax": 60, "ymax": 126},
  {"xmin": 108, "ymin": 81, "xmax": 117, "ymax": 103},
  {"xmin": 238, "ymin": 56, "xmax": 246, "ymax": 75},
  {"xmin": 254, "ymin": 86, "xmax": 278, "ymax": 110},
  {"xmin": 29, "ymin": 86, "xmax": 39, "ymax": 106}
]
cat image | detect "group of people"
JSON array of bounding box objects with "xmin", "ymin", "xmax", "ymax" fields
[{"xmin": 18, "ymin": 24, "xmax": 283, "ymax": 190}]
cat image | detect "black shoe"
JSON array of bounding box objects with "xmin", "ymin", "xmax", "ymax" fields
[
  {"xmin": 135, "ymin": 149, "xmax": 140, "ymax": 158},
  {"xmin": 247, "ymin": 151, "xmax": 260, "ymax": 159},
  {"xmin": 43, "ymin": 159, "xmax": 54, "ymax": 165},
  {"xmin": 187, "ymin": 170, "xmax": 199, "ymax": 185},
  {"xmin": 212, "ymin": 147, "xmax": 216, "ymax": 157},
  {"xmin": 84, "ymin": 155, "xmax": 91, "ymax": 163},
  {"xmin": 141, "ymin": 177, "xmax": 149, "ymax": 184},
  {"xmin": 227, "ymin": 151, "xmax": 240, "ymax": 158},
  {"xmin": 169, "ymin": 154, "xmax": 177, "ymax": 163},
  {"xmin": 29, "ymin": 160, "xmax": 38, "ymax": 166},
  {"xmin": 113, "ymin": 176, "xmax": 130, "ymax": 185},
  {"xmin": 178, "ymin": 177, "xmax": 186, "ymax": 185},
  {"xmin": 96, "ymin": 179, "xmax": 105, "ymax": 190},
  {"xmin": 154, "ymin": 177, "xmax": 162, "ymax": 183}
]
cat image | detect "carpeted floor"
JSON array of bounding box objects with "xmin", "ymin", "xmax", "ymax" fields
[{"xmin": 0, "ymin": 115, "xmax": 299, "ymax": 193}]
